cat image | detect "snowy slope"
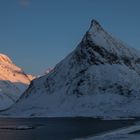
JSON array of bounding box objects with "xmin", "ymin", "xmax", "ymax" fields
[
  {"xmin": 77, "ymin": 123, "xmax": 140, "ymax": 140},
  {"xmin": 4, "ymin": 20, "xmax": 140, "ymax": 118},
  {"xmin": 0, "ymin": 54, "xmax": 33, "ymax": 110}
]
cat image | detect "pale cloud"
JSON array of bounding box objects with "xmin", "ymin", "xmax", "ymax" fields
[{"xmin": 20, "ymin": 0, "xmax": 30, "ymax": 8}]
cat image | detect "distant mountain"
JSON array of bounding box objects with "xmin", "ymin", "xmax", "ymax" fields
[
  {"xmin": 44, "ymin": 68, "xmax": 53, "ymax": 75},
  {"xmin": 0, "ymin": 53, "xmax": 34, "ymax": 110},
  {"xmin": 4, "ymin": 20, "xmax": 140, "ymax": 118}
]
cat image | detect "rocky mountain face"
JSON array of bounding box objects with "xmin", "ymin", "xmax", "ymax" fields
[
  {"xmin": 4, "ymin": 20, "xmax": 140, "ymax": 118},
  {"xmin": 0, "ymin": 54, "xmax": 33, "ymax": 110}
]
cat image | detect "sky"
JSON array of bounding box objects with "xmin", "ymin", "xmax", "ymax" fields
[{"xmin": 0, "ymin": 0, "xmax": 140, "ymax": 75}]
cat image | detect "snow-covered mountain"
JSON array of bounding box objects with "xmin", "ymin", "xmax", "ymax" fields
[
  {"xmin": 0, "ymin": 53, "xmax": 33, "ymax": 110},
  {"xmin": 4, "ymin": 20, "xmax": 140, "ymax": 118},
  {"xmin": 45, "ymin": 68, "xmax": 53, "ymax": 75}
]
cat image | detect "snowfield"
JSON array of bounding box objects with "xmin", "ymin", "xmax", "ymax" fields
[{"xmin": 2, "ymin": 20, "xmax": 140, "ymax": 119}]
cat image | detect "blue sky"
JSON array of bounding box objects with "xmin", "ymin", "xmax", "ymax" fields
[{"xmin": 0, "ymin": 0, "xmax": 140, "ymax": 75}]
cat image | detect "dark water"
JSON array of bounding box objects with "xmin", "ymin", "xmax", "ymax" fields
[{"xmin": 0, "ymin": 117, "xmax": 137, "ymax": 140}]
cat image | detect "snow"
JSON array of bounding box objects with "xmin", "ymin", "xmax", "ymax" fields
[
  {"xmin": 88, "ymin": 20, "xmax": 140, "ymax": 58},
  {"xmin": 0, "ymin": 125, "xmax": 34, "ymax": 130},
  {"xmin": 0, "ymin": 53, "xmax": 33, "ymax": 110},
  {"xmin": 75, "ymin": 123, "xmax": 140, "ymax": 140},
  {"xmin": 2, "ymin": 19, "xmax": 140, "ymax": 118},
  {"xmin": 0, "ymin": 54, "xmax": 13, "ymax": 64},
  {"xmin": 77, "ymin": 133, "xmax": 140, "ymax": 140}
]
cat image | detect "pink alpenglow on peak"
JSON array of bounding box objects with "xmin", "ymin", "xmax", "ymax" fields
[
  {"xmin": 0, "ymin": 53, "xmax": 34, "ymax": 110},
  {"xmin": 0, "ymin": 53, "xmax": 13, "ymax": 64}
]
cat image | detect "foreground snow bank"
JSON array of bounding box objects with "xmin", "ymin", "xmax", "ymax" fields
[
  {"xmin": 80, "ymin": 134, "xmax": 140, "ymax": 140},
  {"xmin": 76, "ymin": 124, "xmax": 140, "ymax": 140}
]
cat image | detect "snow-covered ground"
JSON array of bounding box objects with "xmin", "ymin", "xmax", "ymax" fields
[{"xmin": 76, "ymin": 123, "xmax": 140, "ymax": 140}]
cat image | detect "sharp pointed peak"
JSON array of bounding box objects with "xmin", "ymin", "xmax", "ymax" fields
[
  {"xmin": 89, "ymin": 19, "xmax": 104, "ymax": 32},
  {"xmin": 91, "ymin": 19, "xmax": 100, "ymax": 26}
]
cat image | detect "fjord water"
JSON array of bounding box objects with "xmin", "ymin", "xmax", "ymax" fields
[{"xmin": 0, "ymin": 117, "xmax": 137, "ymax": 140}]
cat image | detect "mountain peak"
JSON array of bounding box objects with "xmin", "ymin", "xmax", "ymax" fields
[
  {"xmin": 4, "ymin": 19, "xmax": 140, "ymax": 118},
  {"xmin": 0, "ymin": 53, "xmax": 13, "ymax": 64},
  {"xmin": 89, "ymin": 19, "xmax": 104, "ymax": 32}
]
